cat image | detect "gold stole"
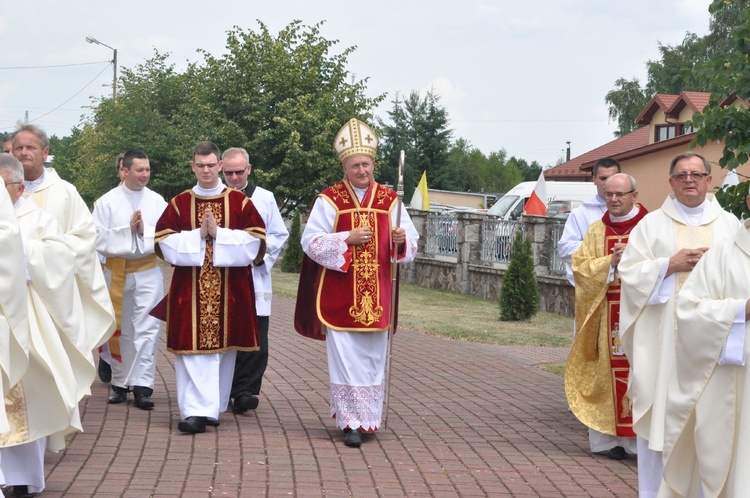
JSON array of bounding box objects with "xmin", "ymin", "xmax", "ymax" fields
[{"xmin": 104, "ymin": 255, "xmax": 158, "ymax": 361}]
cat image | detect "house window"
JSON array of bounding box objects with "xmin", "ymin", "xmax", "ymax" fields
[
  {"xmin": 683, "ymin": 124, "xmax": 695, "ymax": 134},
  {"xmin": 656, "ymin": 125, "xmax": 677, "ymax": 142}
]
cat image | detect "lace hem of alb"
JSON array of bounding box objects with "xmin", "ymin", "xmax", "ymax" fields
[{"xmin": 330, "ymin": 383, "xmax": 383, "ymax": 431}]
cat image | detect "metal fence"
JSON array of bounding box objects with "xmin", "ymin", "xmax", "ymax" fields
[
  {"xmin": 549, "ymin": 223, "xmax": 566, "ymax": 274},
  {"xmin": 425, "ymin": 212, "xmax": 458, "ymax": 255},
  {"xmin": 480, "ymin": 218, "xmax": 525, "ymax": 263}
]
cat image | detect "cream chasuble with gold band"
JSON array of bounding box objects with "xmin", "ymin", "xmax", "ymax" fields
[
  {"xmin": 0, "ymin": 182, "xmax": 29, "ymax": 436},
  {"xmin": 0, "ymin": 197, "xmax": 83, "ymax": 451},
  {"xmin": 619, "ymin": 194, "xmax": 741, "ymax": 451}
]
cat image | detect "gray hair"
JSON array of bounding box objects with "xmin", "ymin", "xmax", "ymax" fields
[
  {"xmin": 669, "ymin": 152, "xmax": 711, "ymax": 176},
  {"xmin": 604, "ymin": 173, "xmax": 637, "ymax": 191},
  {"xmin": 222, "ymin": 147, "xmax": 250, "ymax": 164},
  {"xmin": 12, "ymin": 122, "xmax": 49, "ymax": 150},
  {"xmin": 0, "ymin": 153, "xmax": 24, "ymax": 183}
]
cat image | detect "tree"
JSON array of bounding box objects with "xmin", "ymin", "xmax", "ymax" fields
[
  {"xmin": 605, "ymin": 4, "xmax": 744, "ymax": 137},
  {"xmin": 54, "ymin": 21, "xmax": 383, "ymax": 211},
  {"xmin": 377, "ymin": 90, "xmax": 452, "ymax": 195},
  {"xmin": 690, "ymin": 0, "xmax": 750, "ymax": 217},
  {"xmin": 605, "ymin": 78, "xmax": 650, "ymax": 137},
  {"xmin": 499, "ymin": 232, "xmax": 539, "ymax": 321},
  {"xmin": 280, "ymin": 210, "xmax": 303, "ymax": 273}
]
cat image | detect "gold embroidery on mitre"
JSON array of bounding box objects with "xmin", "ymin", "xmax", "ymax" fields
[
  {"xmin": 197, "ymin": 200, "xmax": 224, "ymax": 349},
  {"xmin": 0, "ymin": 383, "xmax": 30, "ymax": 446},
  {"xmin": 349, "ymin": 211, "xmax": 382, "ymax": 326}
]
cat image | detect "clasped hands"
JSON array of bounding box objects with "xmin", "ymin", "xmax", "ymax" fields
[
  {"xmin": 349, "ymin": 226, "xmax": 406, "ymax": 246},
  {"xmin": 130, "ymin": 210, "xmax": 144, "ymax": 236},
  {"xmin": 199, "ymin": 210, "xmax": 218, "ymax": 239},
  {"xmin": 668, "ymin": 247, "xmax": 709, "ymax": 274}
]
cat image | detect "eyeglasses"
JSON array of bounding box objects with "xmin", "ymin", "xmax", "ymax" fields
[
  {"xmin": 604, "ymin": 190, "xmax": 635, "ymax": 199},
  {"xmin": 194, "ymin": 162, "xmax": 219, "ymax": 169},
  {"xmin": 671, "ymin": 172, "xmax": 709, "ymax": 182},
  {"xmin": 223, "ymin": 170, "xmax": 246, "ymax": 177}
]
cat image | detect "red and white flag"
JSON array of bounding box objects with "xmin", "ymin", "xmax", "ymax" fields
[{"xmin": 524, "ymin": 171, "xmax": 547, "ymax": 216}]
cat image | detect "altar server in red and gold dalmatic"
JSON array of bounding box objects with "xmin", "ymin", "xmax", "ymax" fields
[
  {"xmin": 295, "ymin": 119, "xmax": 419, "ymax": 448},
  {"xmin": 155, "ymin": 141, "xmax": 265, "ymax": 434}
]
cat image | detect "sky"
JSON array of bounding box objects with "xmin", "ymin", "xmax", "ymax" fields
[{"xmin": 0, "ymin": 0, "xmax": 714, "ymax": 168}]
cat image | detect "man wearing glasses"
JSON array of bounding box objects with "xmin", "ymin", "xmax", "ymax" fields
[
  {"xmin": 155, "ymin": 141, "xmax": 266, "ymax": 434},
  {"xmin": 221, "ymin": 148, "xmax": 288, "ymax": 414},
  {"xmin": 567, "ymin": 173, "xmax": 647, "ymax": 462},
  {"xmin": 618, "ymin": 152, "xmax": 741, "ymax": 497}
]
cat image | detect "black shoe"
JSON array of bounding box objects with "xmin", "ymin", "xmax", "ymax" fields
[
  {"xmin": 178, "ymin": 416, "xmax": 206, "ymax": 434},
  {"xmin": 133, "ymin": 393, "xmax": 154, "ymax": 410},
  {"xmin": 98, "ymin": 359, "xmax": 111, "ymax": 383},
  {"xmin": 605, "ymin": 446, "xmax": 628, "ymax": 460},
  {"xmin": 107, "ymin": 390, "xmax": 127, "ymax": 404},
  {"xmin": 344, "ymin": 428, "xmax": 362, "ymax": 448},
  {"xmin": 206, "ymin": 417, "xmax": 220, "ymax": 427},
  {"xmin": 13, "ymin": 485, "xmax": 35, "ymax": 497},
  {"xmin": 232, "ymin": 394, "xmax": 259, "ymax": 413}
]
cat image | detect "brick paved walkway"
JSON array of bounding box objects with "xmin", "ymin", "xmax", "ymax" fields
[{"xmin": 36, "ymin": 294, "xmax": 637, "ymax": 497}]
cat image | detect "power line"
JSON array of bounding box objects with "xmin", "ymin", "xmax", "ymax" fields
[
  {"xmin": 3, "ymin": 63, "xmax": 113, "ymax": 129},
  {"xmin": 0, "ymin": 60, "xmax": 110, "ymax": 70}
]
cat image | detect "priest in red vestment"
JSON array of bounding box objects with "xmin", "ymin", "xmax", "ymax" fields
[
  {"xmin": 155, "ymin": 141, "xmax": 266, "ymax": 434},
  {"xmin": 294, "ymin": 119, "xmax": 419, "ymax": 448},
  {"xmin": 566, "ymin": 173, "xmax": 647, "ymax": 459}
]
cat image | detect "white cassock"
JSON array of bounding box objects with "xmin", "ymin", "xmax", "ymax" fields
[
  {"xmin": 158, "ymin": 183, "xmax": 261, "ymax": 420},
  {"xmin": 301, "ymin": 186, "xmax": 418, "ymax": 431},
  {"xmin": 659, "ymin": 219, "xmax": 750, "ymax": 498},
  {"xmin": 0, "ymin": 197, "xmax": 86, "ymax": 494},
  {"xmin": 558, "ymin": 194, "xmax": 634, "ymax": 454},
  {"xmin": 619, "ymin": 193, "xmax": 741, "ymax": 498},
  {"xmin": 93, "ymin": 185, "xmax": 167, "ymax": 391},
  {"xmin": 24, "ymin": 168, "xmax": 115, "ymax": 395}
]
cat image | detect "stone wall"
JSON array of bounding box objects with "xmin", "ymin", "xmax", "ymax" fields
[{"xmin": 404, "ymin": 209, "xmax": 575, "ymax": 316}]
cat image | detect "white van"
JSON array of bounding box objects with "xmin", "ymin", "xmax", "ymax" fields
[{"xmin": 486, "ymin": 181, "xmax": 596, "ymax": 220}]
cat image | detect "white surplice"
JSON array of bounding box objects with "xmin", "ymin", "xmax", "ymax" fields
[{"xmin": 93, "ymin": 185, "xmax": 167, "ymax": 390}]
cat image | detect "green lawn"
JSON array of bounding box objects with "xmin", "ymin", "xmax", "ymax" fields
[{"xmin": 272, "ymin": 267, "xmax": 573, "ymax": 349}]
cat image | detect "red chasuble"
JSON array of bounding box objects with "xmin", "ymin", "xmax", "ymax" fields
[
  {"xmin": 155, "ymin": 188, "xmax": 266, "ymax": 354},
  {"xmin": 295, "ymin": 181, "xmax": 399, "ymax": 340}
]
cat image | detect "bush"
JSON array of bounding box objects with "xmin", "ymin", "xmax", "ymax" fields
[
  {"xmin": 280, "ymin": 210, "xmax": 303, "ymax": 273},
  {"xmin": 499, "ymin": 231, "xmax": 539, "ymax": 321}
]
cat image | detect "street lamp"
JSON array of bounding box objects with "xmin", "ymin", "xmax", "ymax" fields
[{"xmin": 86, "ymin": 36, "xmax": 117, "ymax": 102}]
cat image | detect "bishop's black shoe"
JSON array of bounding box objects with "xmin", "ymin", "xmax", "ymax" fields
[
  {"xmin": 206, "ymin": 417, "xmax": 220, "ymax": 427},
  {"xmin": 344, "ymin": 428, "xmax": 362, "ymax": 448},
  {"xmin": 232, "ymin": 394, "xmax": 259, "ymax": 413},
  {"xmin": 97, "ymin": 358, "xmax": 112, "ymax": 383}
]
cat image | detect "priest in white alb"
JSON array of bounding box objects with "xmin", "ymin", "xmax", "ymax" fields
[
  {"xmin": 0, "ymin": 154, "xmax": 85, "ymax": 497},
  {"xmin": 657, "ymin": 192, "xmax": 750, "ymax": 497},
  {"xmin": 12, "ymin": 124, "xmax": 115, "ymax": 395},
  {"xmin": 618, "ymin": 152, "xmax": 741, "ymax": 498},
  {"xmin": 93, "ymin": 149, "xmax": 167, "ymax": 410}
]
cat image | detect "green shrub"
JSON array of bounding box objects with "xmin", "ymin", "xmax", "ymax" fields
[
  {"xmin": 499, "ymin": 231, "xmax": 539, "ymax": 321},
  {"xmin": 280, "ymin": 210, "xmax": 303, "ymax": 273}
]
